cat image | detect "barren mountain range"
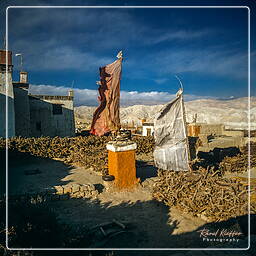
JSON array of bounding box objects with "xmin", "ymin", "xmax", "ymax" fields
[{"xmin": 75, "ymin": 97, "xmax": 256, "ymax": 130}]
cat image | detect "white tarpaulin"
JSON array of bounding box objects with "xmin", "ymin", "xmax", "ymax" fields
[{"xmin": 153, "ymin": 91, "xmax": 189, "ymax": 171}]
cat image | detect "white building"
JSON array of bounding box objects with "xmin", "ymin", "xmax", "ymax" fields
[
  {"xmin": 0, "ymin": 50, "xmax": 15, "ymax": 138},
  {"xmin": 142, "ymin": 122, "xmax": 154, "ymax": 136}
]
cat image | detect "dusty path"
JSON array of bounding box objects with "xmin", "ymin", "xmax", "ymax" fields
[{"xmin": 8, "ymin": 154, "xmax": 253, "ymax": 251}]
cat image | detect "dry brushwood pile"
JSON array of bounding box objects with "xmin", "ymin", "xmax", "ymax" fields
[
  {"xmin": 0, "ymin": 135, "xmax": 154, "ymax": 173},
  {"xmin": 1, "ymin": 136, "xmax": 111, "ymax": 172},
  {"xmin": 153, "ymin": 167, "xmax": 255, "ymax": 222},
  {"xmin": 133, "ymin": 135, "xmax": 155, "ymax": 154},
  {"xmin": 220, "ymin": 142, "xmax": 256, "ymax": 173}
]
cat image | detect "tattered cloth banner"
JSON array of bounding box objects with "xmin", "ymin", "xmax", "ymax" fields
[
  {"xmin": 153, "ymin": 91, "xmax": 189, "ymax": 171},
  {"xmin": 90, "ymin": 57, "xmax": 122, "ymax": 136}
]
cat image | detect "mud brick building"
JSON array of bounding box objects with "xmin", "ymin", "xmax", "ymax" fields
[
  {"xmin": 29, "ymin": 92, "xmax": 75, "ymax": 137},
  {"xmin": 0, "ymin": 49, "xmax": 75, "ymax": 138}
]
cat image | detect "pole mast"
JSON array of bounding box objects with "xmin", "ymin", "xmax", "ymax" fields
[{"xmin": 175, "ymin": 75, "xmax": 191, "ymax": 164}]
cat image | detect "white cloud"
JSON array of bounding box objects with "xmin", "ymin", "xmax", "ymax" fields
[{"xmin": 29, "ymin": 84, "xmax": 216, "ymax": 107}]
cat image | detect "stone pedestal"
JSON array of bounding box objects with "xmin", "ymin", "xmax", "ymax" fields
[{"xmin": 106, "ymin": 142, "xmax": 139, "ymax": 190}]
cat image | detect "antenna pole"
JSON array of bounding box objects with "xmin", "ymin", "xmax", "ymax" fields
[
  {"xmin": 3, "ymin": 35, "xmax": 6, "ymax": 49},
  {"xmin": 20, "ymin": 55, "xmax": 23, "ymax": 71},
  {"xmin": 175, "ymin": 75, "xmax": 183, "ymax": 90},
  {"xmin": 15, "ymin": 53, "xmax": 23, "ymax": 72}
]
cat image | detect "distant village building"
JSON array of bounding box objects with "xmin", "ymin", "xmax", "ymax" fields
[
  {"xmin": 187, "ymin": 123, "xmax": 225, "ymax": 137},
  {"xmin": 0, "ymin": 48, "xmax": 75, "ymax": 138},
  {"xmin": 142, "ymin": 122, "xmax": 154, "ymax": 136}
]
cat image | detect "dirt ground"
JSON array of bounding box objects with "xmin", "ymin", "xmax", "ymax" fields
[{"xmin": 7, "ymin": 153, "xmax": 254, "ymax": 252}]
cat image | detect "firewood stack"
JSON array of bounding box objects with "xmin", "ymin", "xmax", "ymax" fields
[
  {"xmin": 1, "ymin": 136, "xmax": 111, "ymax": 173},
  {"xmin": 153, "ymin": 167, "xmax": 255, "ymax": 222},
  {"xmin": 133, "ymin": 136, "xmax": 155, "ymax": 154},
  {"xmin": 0, "ymin": 135, "xmax": 155, "ymax": 173},
  {"xmin": 220, "ymin": 142, "xmax": 256, "ymax": 173}
]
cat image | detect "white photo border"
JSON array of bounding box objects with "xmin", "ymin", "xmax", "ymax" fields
[{"xmin": 5, "ymin": 5, "xmax": 251, "ymax": 251}]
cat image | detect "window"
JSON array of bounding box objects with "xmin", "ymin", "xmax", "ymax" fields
[
  {"xmin": 36, "ymin": 121, "xmax": 41, "ymax": 132},
  {"xmin": 52, "ymin": 104, "xmax": 63, "ymax": 115}
]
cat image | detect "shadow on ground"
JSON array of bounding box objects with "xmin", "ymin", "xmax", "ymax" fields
[
  {"xmin": 5, "ymin": 196, "xmax": 255, "ymax": 250},
  {"xmin": 3, "ymin": 149, "xmax": 73, "ymax": 196},
  {"xmin": 195, "ymin": 146, "xmax": 241, "ymax": 170},
  {"xmin": 136, "ymin": 160, "xmax": 157, "ymax": 181}
]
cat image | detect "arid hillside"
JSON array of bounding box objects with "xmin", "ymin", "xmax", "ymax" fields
[{"xmin": 75, "ymin": 97, "xmax": 256, "ymax": 130}]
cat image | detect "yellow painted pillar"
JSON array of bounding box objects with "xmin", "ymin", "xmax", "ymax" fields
[{"xmin": 106, "ymin": 142, "xmax": 139, "ymax": 189}]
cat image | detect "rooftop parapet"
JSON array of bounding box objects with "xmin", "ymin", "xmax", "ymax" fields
[{"xmin": 29, "ymin": 94, "xmax": 74, "ymax": 101}]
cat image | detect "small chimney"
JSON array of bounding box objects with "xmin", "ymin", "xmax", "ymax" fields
[
  {"xmin": 0, "ymin": 50, "xmax": 13, "ymax": 72},
  {"xmin": 68, "ymin": 89, "xmax": 74, "ymax": 97},
  {"xmin": 0, "ymin": 50, "xmax": 12, "ymax": 65},
  {"xmin": 20, "ymin": 71, "xmax": 28, "ymax": 83}
]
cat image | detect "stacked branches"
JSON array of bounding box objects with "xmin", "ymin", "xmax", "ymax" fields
[
  {"xmin": 133, "ymin": 136, "xmax": 155, "ymax": 154},
  {"xmin": 220, "ymin": 142, "xmax": 256, "ymax": 173},
  {"xmin": 1, "ymin": 136, "xmax": 111, "ymax": 172},
  {"xmin": 153, "ymin": 167, "xmax": 254, "ymax": 222},
  {"xmin": 0, "ymin": 136, "xmax": 155, "ymax": 172}
]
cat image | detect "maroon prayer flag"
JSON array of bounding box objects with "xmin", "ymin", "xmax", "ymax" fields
[{"xmin": 90, "ymin": 56, "xmax": 122, "ymax": 136}]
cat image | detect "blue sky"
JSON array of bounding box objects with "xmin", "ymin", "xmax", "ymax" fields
[{"xmin": 1, "ymin": 0, "xmax": 255, "ymax": 106}]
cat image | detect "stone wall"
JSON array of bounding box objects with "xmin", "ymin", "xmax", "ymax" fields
[
  {"xmin": 197, "ymin": 136, "xmax": 245, "ymax": 152},
  {"xmin": 222, "ymin": 130, "xmax": 244, "ymax": 137},
  {"xmin": 199, "ymin": 123, "xmax": 224, "ymax": 136},
  {"xmin": 4, "ymin": 183, "xmax": 99, "ymax": 204}
]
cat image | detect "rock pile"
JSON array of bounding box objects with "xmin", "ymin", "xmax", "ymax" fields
[{"xmin": 54, "ymin": 183, "xmax": 98, "ymax": 199}]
